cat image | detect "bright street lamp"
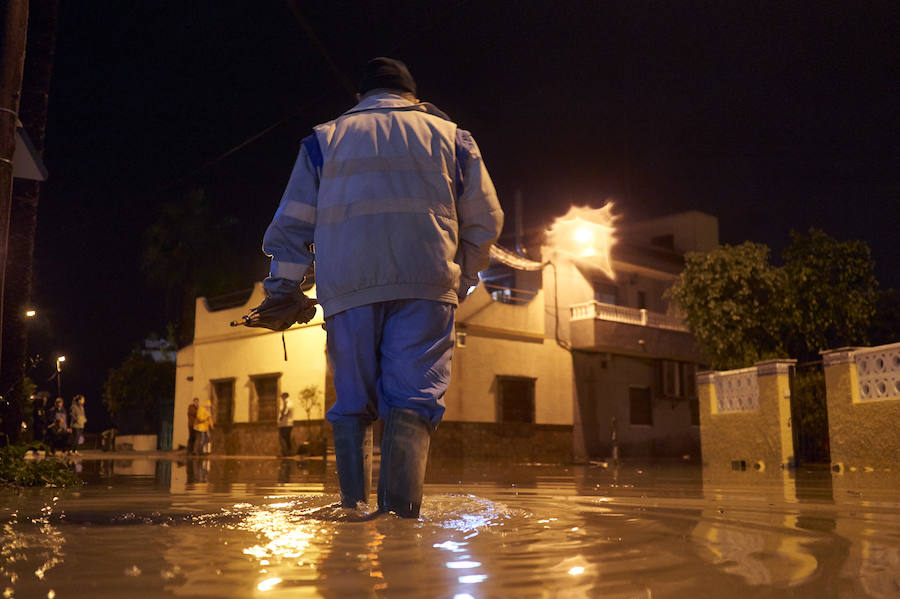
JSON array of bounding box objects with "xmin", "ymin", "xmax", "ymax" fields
[
  {"xmin": 25, "ymin": 309, "xmax": 36, "ymax": 317},
  {"xmin": 56, "ymin": 356, "xmax": 66, "ymax": 397}
]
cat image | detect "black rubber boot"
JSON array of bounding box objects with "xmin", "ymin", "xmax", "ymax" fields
[
  {"xmin": 377, "ymin": 408, "xmax": 432, "ymax": 518},
  {"xmin": 332, "ymin": 419, "xmax": 373, "ymax": 508}
]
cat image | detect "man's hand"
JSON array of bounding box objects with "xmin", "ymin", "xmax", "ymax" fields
[
  {"xmin": 457, "ymin": 275, "xmax": 478, "ymax": 304},
  {"xmin": 238, "ymin": 291, "xmax": 318, "ymax": 331}
]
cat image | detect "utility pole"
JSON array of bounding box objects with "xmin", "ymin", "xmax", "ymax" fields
[{"xmin": 0, "ymin": 0, "xmax": 30, "ymax": 374}]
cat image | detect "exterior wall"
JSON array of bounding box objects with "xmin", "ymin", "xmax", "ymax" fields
[
  {"xmin": 572, "ymin": 352, "xmax": 699, "ymax": 460},
  {"xmin": 173, "ymin": 345, "xmax": 195, "ymax": 449},
  {"xmin": 823, "ymin": 343, "xmax": 900, "ymax": 473},
  {"xmin": 698, "ymin": 359, "xmax": 796, "ymax": 473},
  {"xmin": 450, "ymin": 284, "xmax": 574, "ymax": 425},
  {"xmin": 619, "ymin": 210, "xmax": 719, "ymax": 254},
  {"xmin": 176, "ymin": 281, "xmax": 575, "ymax": 457},
  {"xmin": 211, "ymin": 420, "xmax": 329, "ymax": 456},
  {"xmin": 173, "ymin": 283, "xmax": 329, "ymax": 452},
  {"xmin": 431, "ymin": 422, "xmax": 573, "ymax": 463},
  {"xmin": 540, "ymin": 253, "xmax": 593, "ymax": 343}
]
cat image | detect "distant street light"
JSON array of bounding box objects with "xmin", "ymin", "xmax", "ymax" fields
[
  {"xmin": 56, "ymin": 355, "xmax": 66, "ymax": 397},
  {"xmin": 24, "ymin": 310, "xmax": 37, "ymax": 372}
]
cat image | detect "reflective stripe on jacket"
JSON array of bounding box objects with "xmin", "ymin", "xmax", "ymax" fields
[{"xmin": 263, "ymin": 93, "xmax": 503, "ymax": 317}]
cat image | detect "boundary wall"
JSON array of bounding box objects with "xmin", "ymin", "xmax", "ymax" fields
[
  {"xmin": 823, "ymin": 342, "xmax": 900, "ymax": 474},
  {"xmin": 698, "ymin": 359, "xmax": 796, "ymax": 474}
]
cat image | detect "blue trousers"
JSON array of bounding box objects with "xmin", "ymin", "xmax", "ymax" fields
[{"xmin": 325, "ymin": 299, "xmax": 455, "ymax": 429}]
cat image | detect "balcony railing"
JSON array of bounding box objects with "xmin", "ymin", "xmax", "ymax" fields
[
  {"xmin": 570, "ymin": 300, "xmax": 689, "ymax": 332},
  {"xmin": 483, "ymin": 282, "xmax": 538, "ymax": 305}
]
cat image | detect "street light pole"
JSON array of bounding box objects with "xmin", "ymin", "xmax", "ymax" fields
[
  {"xmin": 0, "ymin": 0, "xmax": 30, "ymax": 372},
  {"xmin": 23, "ymin": 308, "xmax": 35, "ymax": 370},
  {"xmin": 55, "ymin": 355, "xmax": 65, "ymax": 397}
]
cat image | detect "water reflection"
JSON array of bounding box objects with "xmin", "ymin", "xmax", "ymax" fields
[
  {"xmin": 0, "ymin": 499, "xmax": 65, "ymax": 585},
  {"xmin": 2, "ymin": 458, "xmax": 900, "ymax": 597}
]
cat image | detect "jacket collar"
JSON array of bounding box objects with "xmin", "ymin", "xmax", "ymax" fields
[{"xmin": 344, "ymin": 92, "xmax": 451, "ymax": 121}]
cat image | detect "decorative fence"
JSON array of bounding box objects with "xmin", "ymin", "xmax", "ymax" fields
[
  {"xmin": 822, "ymin": 342, "xmax": 900, "ymax": 473},
  {"xmin": 713, "ymin": 367, "xmax": 759, "ymax": 412},
  {"xmin": 853, "ymin": 342, "xmax": 900, "ymax": 401},
  {"xmin": 695, "ymin": 342, "xmax": 900, "ymax": 476}
]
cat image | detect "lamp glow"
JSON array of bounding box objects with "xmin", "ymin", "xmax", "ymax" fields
[
  {"xmin": 545, "ymin": 203, "xmax": 619, "ymax": 278},
  {"xmin": 574, "ymin": 226, "xmax": 593, "ymax": 244},
  {"xmin": 26, "ymin": 309, "xmax": 36, "ymax": 317}
]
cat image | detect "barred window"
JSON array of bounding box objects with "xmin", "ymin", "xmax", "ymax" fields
[
  {"xmin": 251, "ymin": 374, "xmax": 280, "ymax": 422},
  {"xmin": 211, "ymin": 379, "xmax": 234, "ymax": 425}
]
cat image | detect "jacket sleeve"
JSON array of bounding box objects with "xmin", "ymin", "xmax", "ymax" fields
[
  {"xmin": 262, "ymin": 136, "xmax": 320, "ymax": 295},
  {"xmin": 455, "ymin": 129, "xmax": 504, "ymax": 288}
]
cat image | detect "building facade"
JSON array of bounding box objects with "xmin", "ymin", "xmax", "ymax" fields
[{"xmin": 172, "ymin": 210, "xmax": 718, "ymax": 462}]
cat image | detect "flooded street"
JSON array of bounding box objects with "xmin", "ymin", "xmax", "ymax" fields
[{"xmin": 2, "ymin": 456, "xmax": 899, "ymax": 598}]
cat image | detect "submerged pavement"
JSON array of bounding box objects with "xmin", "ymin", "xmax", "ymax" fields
[{"xmin": 1, "ymin": 456, "xmax": 899, "ymax": 598}]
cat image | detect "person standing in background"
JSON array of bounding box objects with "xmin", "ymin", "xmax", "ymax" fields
[
  {"xmin": 193, "ymin": 399, "xmax": 213, "ymax": 455},
  {"xmin": 278, "ymin": 392, "xmax": 295, "ymax": 456},
  {"xmin": 187, "ymin": 398, "xmax": 199, "ymax": 454},
  {"xmin": 69, "ymin": 394, "xmax": 87, "ymax": 452},
  {"xmin": 47, "ymin": 397, "xmax": 72, "ymax": 454}
]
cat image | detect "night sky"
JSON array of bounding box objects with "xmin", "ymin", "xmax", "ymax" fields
[{"xmin": 27, "ymin": 1, "xmax": 900, "ymax": 428}]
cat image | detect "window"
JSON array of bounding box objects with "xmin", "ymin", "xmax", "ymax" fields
[
  {"xmin": 637, "ymin": 290, "xmax": 647, "ymax": 310},
  {"xmin": 497, "ymin": 376, "xmax": 535, "ymax": 423},
  {"xmin": 211, "ymin": 379, "xmax": 234, "ymax": 425},
  {"xmin": 593, "ymin": 281, "xmax": 618, "ymax": 305},
  {"xmin": 662, "ymin": 360, "xmax": 679, "ymax": 397},
  {"xmin": 657, "ymin": 361, "xmax": 699, "ymax": 399},
  {"xmin": 680, "ymin": 363, "xmax": 697, "ymax": 398},
  {"xmin": 251, "ymin": 374, "xmax": 280, "ymax": 422},
  {"xmin": 629, "ymin": 386, "xmax": 653, "ymax": 426}
]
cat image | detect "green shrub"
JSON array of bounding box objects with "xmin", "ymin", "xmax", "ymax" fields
[{"xmin": 0, "ymin": 444, "xmax": 79, "ymax": 487}]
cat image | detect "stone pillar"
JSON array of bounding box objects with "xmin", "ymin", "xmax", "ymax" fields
[
  {"xmin": 823, "ymin": 343, "xmax": 900, "ymax": 474},
  {"xmin": 698, "ymin": 359, "xmax": 796, "ymax": 474}
]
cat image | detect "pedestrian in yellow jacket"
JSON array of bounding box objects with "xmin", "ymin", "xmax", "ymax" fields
[{"xmin": 193, "ymin": 400, "xmax": 213, "ymax": 455}]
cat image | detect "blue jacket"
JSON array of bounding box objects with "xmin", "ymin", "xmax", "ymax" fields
[{"xmin": 263, "ymin": 93, "xmax": 503, "ymax": 317}]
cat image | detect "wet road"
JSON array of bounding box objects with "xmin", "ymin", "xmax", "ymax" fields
[{"xmin": 2, "ymin": 456, "xmax": 899, "ymax": 598}]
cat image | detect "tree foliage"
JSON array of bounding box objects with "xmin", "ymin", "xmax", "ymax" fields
[
  {"xmin": 782, "ymin": 228, "xmax": 878, "ymax": 360},
  {"xmin": 668, "ymin": 242, "xmax": 786, "ymax": 370},
  {"xmin": 102, "ymin": 349, "xmax": 174, "ymax": 432},
  {"xmin": 142, "ymin": 188, "xmax": 240, "ymax": 347},
  {"xmin": 668, "ymin": 230, "xmax": 879, "ymax": 369},
  {"xmin": 297, "ymin": 384, "xmax": 322, "ymax": 422},
  {"xmin": 869, "ymin": 288, "xmax": 900, "ymax": 346}
]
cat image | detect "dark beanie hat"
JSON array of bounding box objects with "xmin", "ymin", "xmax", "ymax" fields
[{"xmin": 358, "ymin": 57, "xmax": 417, "ymax": 95}]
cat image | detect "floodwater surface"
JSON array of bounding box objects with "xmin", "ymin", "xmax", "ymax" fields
[{"xmin": 2, "ymin": 456, "xmax": 899, "ymax": 598}]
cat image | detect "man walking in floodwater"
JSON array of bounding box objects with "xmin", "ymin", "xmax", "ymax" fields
[{"xmin": 259, "ymin": 57, "xmax": 502, "ymax": 517}]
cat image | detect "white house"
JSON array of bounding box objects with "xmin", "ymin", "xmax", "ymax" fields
[{"xmin": 173, "ymin": 210, "xmax": 718, "ymax": 462}]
